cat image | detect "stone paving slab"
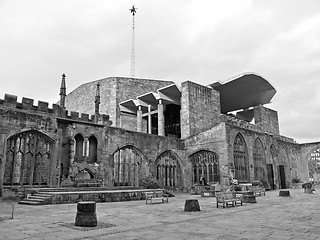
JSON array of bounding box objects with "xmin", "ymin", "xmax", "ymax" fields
[{"xmin": 1, "ymin": 188, "xmax": 320, "ymax": 239}]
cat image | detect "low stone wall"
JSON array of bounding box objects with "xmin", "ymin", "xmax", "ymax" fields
[{"xmin": 44, "ymin": 189, "xmax": 164, "ymax": 204}]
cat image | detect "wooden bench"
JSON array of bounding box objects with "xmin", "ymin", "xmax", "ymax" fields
[
  {"xmin": 247, "ymin": 186, "xmax": 265, "ymax": 196},
  {"xmin": 216, "ymin": 192, "xmax": 243, "ymax": 208},
  {"xmin": 145, "ymin": 191, "xmax": 169, "ymax": 204}
]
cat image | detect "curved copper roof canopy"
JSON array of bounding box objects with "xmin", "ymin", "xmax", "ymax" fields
[{"xmin": 209, "ymin": 73, "xmax": 276, "ymax": 114}]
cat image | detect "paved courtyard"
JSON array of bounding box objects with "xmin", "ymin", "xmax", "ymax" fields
[{"xmin": 1, "ymin": 187, "xmax": 320, "ymax": 240}]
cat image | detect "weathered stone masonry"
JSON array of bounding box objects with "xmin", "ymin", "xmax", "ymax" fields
[{"xmin": 0, "ymin": 75, "xmax": 318, "ymax": 198}]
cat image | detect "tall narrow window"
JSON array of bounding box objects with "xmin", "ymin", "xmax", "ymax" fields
[
  {"xmin": 88, "ymin": 135, "xmax": 98, "ymax": 163},
  {"xmin": 233, "ymin": 133, "xmax": 249, "ymax": 181},
  {"xmin": 74, "ymin": 134, "xmax": 84, "ymax": 162},
  {"xmin": 253, "ymin": 138, "xmax": 266, "ymax": 181}
]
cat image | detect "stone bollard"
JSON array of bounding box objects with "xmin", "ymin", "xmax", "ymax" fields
[
  {"xmin": 279, "ymin": 190, "xmax": 290, "ymax": 197},
  {"xmin": 75, "ymin": 201, "xmax": 97, "ymax": 227},
  {"xmin": 184, "ymin": 199, "xmax": 201, "ymax": 212}
]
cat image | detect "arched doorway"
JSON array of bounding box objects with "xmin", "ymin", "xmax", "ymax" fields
[
  {"xmin": 267, "ymin": 144, "xmax": 277, "ymax": 190},
  {"xmin": 3, "ymin": 130, "xmax": 53, "ymax": 186},
  {"xmin": 189, "ymin": 150, "xmax": 219, "ymax": 185},
  {"xmin": 278, "ymin": 148, "xmax": 289, "ymax": 189},
  {"xmin": 233, "ymin": 133, "xmax": 249, "ymax": 182},
  {"xmin": 155, "ymin": 150, "xmax": 182, "ymax": 189},
  {"xmin": 113, "ymin": 146, "xmax": 142, "ymax": 187}
]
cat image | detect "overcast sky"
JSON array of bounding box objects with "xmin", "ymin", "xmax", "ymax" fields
[{"xmin": 0, "ymin": 0, "xmax": 319, "ymax": 143}]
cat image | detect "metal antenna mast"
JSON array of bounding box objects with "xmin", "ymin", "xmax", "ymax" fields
[{"xmin": 129, "ymin": 5, "xmax": 137, "ymax": 78}]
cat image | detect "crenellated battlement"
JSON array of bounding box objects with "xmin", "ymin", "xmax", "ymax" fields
[
  {"xmin": 0, "ymin": 94, "xmax": 61, "ymax": 114},
  {"xmin": 64, "ymin": 111, "xmax": 111, "ymax": 125},
  {"xmin": 0, "ymin": 94, "xmax": 111, "ymax": 126}
]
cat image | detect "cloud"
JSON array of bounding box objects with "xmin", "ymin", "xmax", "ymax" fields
[{"xmin": 0, "ymin": 0, "xmax": 319, "ymax": 143}]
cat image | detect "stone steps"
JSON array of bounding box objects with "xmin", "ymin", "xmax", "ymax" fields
[{"xmin": 18, "ymin": 193, "xmax": 53, "ymax": 205}]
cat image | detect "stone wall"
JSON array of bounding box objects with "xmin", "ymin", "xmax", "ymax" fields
[
  {"xmin": 65, "ymin": 77, "xmax": 174, "ymax": 128},
  {"xmin": 225, "ymin": 120, "xmax": 301, "ymax": 189},
  {"xmin": 299, "ymin": 142, "xmax": 320, "ymax": 182},
  {"xmin": 254, "ymin": 105, "xmax": 280, "ymax": 135},
  {"xmin": 184, "ymin": 122, "xmax": 228, "ymax": 187},
  {"xmin": 181, "ymin": 81, "xmax": 221, "ymax": 139},
  {"xmin": 0, "ymin": 94, "xmax": 61, "ymax": 190},
  {"xmin": 105, "ymin": 127, "xmax": 185, "ymax": 188}
]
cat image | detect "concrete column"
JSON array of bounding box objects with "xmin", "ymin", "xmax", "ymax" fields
[
  {"xmin": 158, "ymin": 100, "xmax": 165, "ymax": 136},
  {"xmin": 137, "ymin": 106, "xmax": 142, "ymax": 132},
  {"xmin": 148, "ymin": 105, "xmax": 152, "ymax": 134}
]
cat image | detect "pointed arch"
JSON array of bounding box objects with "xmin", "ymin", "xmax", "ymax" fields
[
  {"xmin": 74, "ymin": 134, "xmax": 84, "ymax": 162},
  {"xmin": 278, "ymin": 148, "xmax": 289, "ymax": 189},
  {"xmin": 155, "ymin": 150, "xmax": 182, "ymax": 189},
  {"xmin": 87, "ymin": 135, "xmax": 98, "ymax": 163},
  {"xmin": 113, "ymin": 145, "xmax": 143, "ymax": 187},
  {"xmin": 306, "ymin": 146, "xmax": 320, "ymax": 181},
  {"xmin": 253, "ymin": 137, "xmax": 266, "ymax": 181},
  {"xmin": 233, "ymin": 133, "xmax": 249, "ymax": 182},
  {"xmin": 4, "ymin": 129, "xmax": 53, "ymax": 186},
  {"xmin": 266, "ymin": 144, "xmax": 277, "ymax": 190},
  {"xmin": 189, "ymin": 150, "xmax": 219, "ymax": 185}
]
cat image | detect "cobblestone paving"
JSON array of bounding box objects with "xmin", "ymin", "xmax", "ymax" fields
[{"xmin": 1, "ymin": 188, "xmax": 320, "ymax": 240}]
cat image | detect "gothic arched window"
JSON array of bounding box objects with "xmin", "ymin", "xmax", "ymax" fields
[
  {"xmin": 4, "ymin": 130, "xmax": 53, "ymax": 186},
  {"xmin": 155, "ymin": 151, "xmax": 181, "ymax": 189},
  {"xmin": 233, "ymin": 133, "xmax": 249, "ymax": 181},
  {"xmin": 253, "ymin": 138, "xmax": 266, "ymax": 181},
  {"xmin": 189, "ymin": 150, "xmax": 219, "ymax": 184},
  {"xmin": 113, "ymin": 146, "xmax": 142, "ymax": 187}
]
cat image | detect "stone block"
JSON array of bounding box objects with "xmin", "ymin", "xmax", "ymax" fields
[
  {"xmin": 75, "ymin": 201, "xmax": 97, "ymax": 227},
  {"xmin": 4, "ymin": 94, "xmax": 17, "ymax": 105},
  {"xmin": 184, "ymin": 199, "xmax": 201, "ymax": 212},
  {"xmin": 75, "ymin": 212, "xmax": 97, "ymax": 227},
  {"xmin": 77, "ymin": 201, "xmax": 96, "ymax": 213},
  {"xmin": 38, "ymin": 101, "xmax": 49, "ymax": 111}
]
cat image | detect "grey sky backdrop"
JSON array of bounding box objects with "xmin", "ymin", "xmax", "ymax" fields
[{"xmin": 0, "ymin": 0, "xmax": 319, "ymax": 143}]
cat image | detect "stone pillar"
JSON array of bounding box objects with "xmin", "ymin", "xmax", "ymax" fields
[
  {"xmin": 137, "ymin": 106, "xmax": 142, "ymax": 132},
  {"xmin": 75, "ymin": 201, "xmax": 97, "ymax": 227},
  {"xmin": 70, "ymin": 139, "xmax": 75, "ymax": 164},
  {"xmin": 158, "ymin": 100, "xmax": 165, "ymax": 136},
  {"xmin": 148, "ymin": 105, "xmax": 152, "ymax": 134}
]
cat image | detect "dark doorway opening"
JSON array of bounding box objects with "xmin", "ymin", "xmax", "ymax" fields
[
  {"xmin": 267, "ymin": 164, "xmax": 275, "ymax": 190},
  {"xmin": 278, "ymin": 165, "xmax": 286, "ymax": 189}
]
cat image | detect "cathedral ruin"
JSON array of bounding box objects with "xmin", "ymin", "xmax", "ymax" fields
[{"xmin": 0, "ymin": 73, "xmax": 318, "ymax": 198}]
